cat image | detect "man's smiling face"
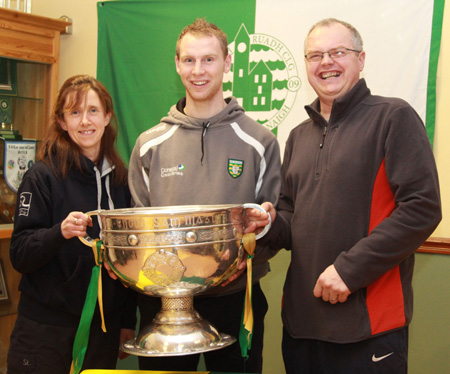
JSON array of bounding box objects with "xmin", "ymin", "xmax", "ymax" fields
[
  {"xmin": 305, "ymin": 22, "xmax": 365, "ymax": 107},
  {"xmin": 175, "ymin": 33, "xmax": 231, "ymax": 109}
]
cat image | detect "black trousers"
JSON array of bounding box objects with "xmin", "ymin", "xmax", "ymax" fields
[
  {"xmin": 7, "ymin": 314, "xmax": 121, "ymax": 374},
  {"xmin": 138, "ymin": 282, "xmax": 268, "ymax": 373},
  {"xmin": 282, "ymin": 326, "xmax": 408, "ymax": 374}
]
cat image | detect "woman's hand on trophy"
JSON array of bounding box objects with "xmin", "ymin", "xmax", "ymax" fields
[
  {"xmin": 244, "ymin": 202, "xmax": 276, "ymax": 235},
  {"xmin": 61, "ymin": 211, "xmax": 93, "ymax": 239}
]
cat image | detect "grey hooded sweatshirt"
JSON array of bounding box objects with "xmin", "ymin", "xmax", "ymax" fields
[{"xmin": 128, "ymin": 96, "xmax": 281, "ymax": 295}]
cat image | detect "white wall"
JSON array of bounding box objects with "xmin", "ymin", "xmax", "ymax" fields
[{"xmin": 32, "ymin": 0, "xmax": 99, "ymax": 82}]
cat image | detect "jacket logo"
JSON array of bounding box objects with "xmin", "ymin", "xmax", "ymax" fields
[
  {"xmin": 161, "ymin": 164, "xmax": 185, "ymax": 178},
  {"xmin": 18, "ymin": 192, "xmax": 32, "ymax": 216},
  {"xmin": 372, "ymin": 352, "xmax": 394, "ymax": 362},
  {"xmin": 228, "ymin": 159, "xmax": 244, "ymax": 179}
]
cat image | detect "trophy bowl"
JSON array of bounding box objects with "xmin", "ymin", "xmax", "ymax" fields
[{"xmin": 79, "ymin": 203, "xmax": 269, "ymax": 357}]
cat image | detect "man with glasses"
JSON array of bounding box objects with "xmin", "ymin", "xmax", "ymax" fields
[{"xmin": 244, "ymin": 18, "xmax": 441, "ymax": 373}]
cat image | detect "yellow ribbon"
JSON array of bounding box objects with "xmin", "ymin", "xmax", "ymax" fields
[
  {"xmin": 92, "ymin": 239, "xmax": 106, "ymax": 333},
  {"xmin": 239, "ymin": 233, "xmax": 256, "ymax": 358}
]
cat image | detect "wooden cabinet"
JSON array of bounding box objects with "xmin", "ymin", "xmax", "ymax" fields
[
  {"xmin": 0, "ymin": 8, "xmax": 70, "ymax": 139},
  {"xmin": 0, "ymin": 8, "xmax": 70, "ymax": 370}
]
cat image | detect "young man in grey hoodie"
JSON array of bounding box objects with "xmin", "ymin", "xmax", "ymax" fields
[{"xmin": 128, "ymin": 18, "xmax": 281, "ymax": 373}]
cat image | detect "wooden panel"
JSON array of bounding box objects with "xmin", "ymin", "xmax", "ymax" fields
[
  {"xmin": 0, "ymin": 27, "xmax": 55, "ymax": 64},
  {"xmin": 0, "ymin": 8, "xmax": 70, "ymax": 64},
  {"xmin": 0, "ymin": 238, "xmax": 20, "ymax": 373},
  {"xmin": 0, "ymin": 227, "xmax": 12, "ymax": 240},
  {"xmin": 0, "ymin": 7, "xmax": 69, "ymax": 32},
  {"xmin": 0, "ymin": 313, "xmax": 17, "ymax": 370}
]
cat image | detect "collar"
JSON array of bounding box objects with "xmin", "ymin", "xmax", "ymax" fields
[{"xmin": 305, "ymin": 79, "xmax": 371, "ymax": 125}]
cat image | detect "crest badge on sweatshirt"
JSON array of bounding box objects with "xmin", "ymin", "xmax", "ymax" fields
[{"xmin": 228, "ymin": 159, "xmax": 244, "ymax": 179}]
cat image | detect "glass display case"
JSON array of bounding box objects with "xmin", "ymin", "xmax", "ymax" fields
[{"xmin": 0, "ymin": 59, "xmax": 44, "ymax": 224}]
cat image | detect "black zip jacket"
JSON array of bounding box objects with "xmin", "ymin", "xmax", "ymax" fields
[
  {"xmin": 10, "ymin": 155, "xmax": 136, "ymax": 329},
  {"xmin": 264, "ymin": 79, "xmax": 441, "ymax": 342}
]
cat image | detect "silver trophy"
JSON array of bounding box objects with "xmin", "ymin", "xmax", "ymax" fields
[{"xmin": 79, "ymin": 203, "xmax": 270, "ymax": 357}]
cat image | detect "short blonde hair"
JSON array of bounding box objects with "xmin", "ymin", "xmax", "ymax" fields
[{"xmin": 176, "ymin": 18, "xmax": 229, "ymax": 59}]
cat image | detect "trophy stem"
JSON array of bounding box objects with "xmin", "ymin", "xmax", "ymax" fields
[{"xmin": 121, "ymin": 295, "xmax": 236, "ymax": 356}]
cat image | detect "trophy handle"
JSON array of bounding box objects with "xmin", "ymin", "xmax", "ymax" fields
[
  {"xmin": 78, "ymin": 210, "xmax": 101, "ymax": 246},
  {"xmin": 243, "ymin": 203, "xmax": 272, "ymax": 240}
]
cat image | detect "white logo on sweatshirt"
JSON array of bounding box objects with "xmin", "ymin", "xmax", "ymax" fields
[{"xmin": 161, "ymin": 164, "xmax": 185, "ymax": 178}]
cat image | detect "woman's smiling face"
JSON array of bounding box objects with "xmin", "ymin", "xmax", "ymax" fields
[{"xmin": 59, "ymin": 89, "xmax": 111, "ymax": 162}]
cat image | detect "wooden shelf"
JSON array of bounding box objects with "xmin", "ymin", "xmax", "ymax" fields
[
  {"xmin": 418, "ymin": 237, "xmax": 450, "ymax": 255},
  {"xmin": 0, "ymin": 7, "xmax": 69, "ymax": 63},
  {"xmin": 0, "ymin": 225, "xmax": 13, "ymax": 239}
]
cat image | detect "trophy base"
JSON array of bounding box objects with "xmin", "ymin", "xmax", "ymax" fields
[{"xmin": 121, "ymin": 296, "xmax": 237, "ymax": 356}]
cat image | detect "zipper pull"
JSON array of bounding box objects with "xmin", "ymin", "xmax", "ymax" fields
[
  {"xmin": 201, "ymin": 121, "xmax": 211, "ymax": 164},
  {"xmin": 319, "ymin": 126, "xmax": 328, "ymax": 148},
  {"xmin": 202, "ymin": 121, "xmax": 211, "ymax": 137}
]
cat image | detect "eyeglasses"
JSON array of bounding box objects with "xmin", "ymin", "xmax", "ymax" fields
[{"xmin": 304, "ymin": 47, "xmax": 361, "ymax": 62}]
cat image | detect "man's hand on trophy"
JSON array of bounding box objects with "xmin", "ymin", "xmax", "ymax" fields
[
  {"xmin": 221, "ymin": 258, "xmax": 247, "ymax": 287},
  {"xmin": 244, "ymin": 202, "xmax": 276, "ymax": 235}
]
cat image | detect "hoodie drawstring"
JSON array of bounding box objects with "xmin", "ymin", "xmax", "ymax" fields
[
  {"xmin": 201, "ymin": 121, "xmax": 211, "ymax": 164},
  {"xmin": 94, "ymin": 166, "xmax": 103, "ymax": 229},
  {"xmin": 93, "ymin": 164, "xmax": 115, "ymax": 233}
]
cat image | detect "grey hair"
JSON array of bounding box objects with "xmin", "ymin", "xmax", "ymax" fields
[{"xmin": 304, "ymin": 18, "xmax": 364, "ymax": 52}]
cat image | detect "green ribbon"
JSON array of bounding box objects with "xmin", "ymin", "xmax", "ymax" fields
[
  {"xmin": 239, "ymin": 233, "xmax": 256, "ymax": 359},
  {"xmin": 239, "ymin": 254, "xmax": 254, "ymax": 359},
  {"xmin": 70, "ymin": 240, "xmax": 104, "ymax": 374}
]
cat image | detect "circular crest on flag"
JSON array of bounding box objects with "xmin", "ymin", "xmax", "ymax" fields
[{"xmin": 224, "ymin": 24, "xmax": 301, "ymax": 131}]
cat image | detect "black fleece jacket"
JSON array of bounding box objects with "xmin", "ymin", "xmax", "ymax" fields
[{"xmin": 10, "ymin": 155, "xmax": 136, "ymax": 329}]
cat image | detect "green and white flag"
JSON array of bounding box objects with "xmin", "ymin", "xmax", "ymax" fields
[{"xmin": 97, "ymin": 0, "xmax": 444, "ymax": 161}]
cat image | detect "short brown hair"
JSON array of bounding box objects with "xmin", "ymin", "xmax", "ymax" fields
[
  {"xmin": 176, "ymin": 18, "xmax": 229, "ymax": 59},
  {"xmin": 305, "ymin": 18, "xmax": 364, "ymax": 52}
]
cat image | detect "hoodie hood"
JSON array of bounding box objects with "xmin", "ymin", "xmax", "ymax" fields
[
  {"xmin": 160, "ymin": 97, "xmax": 245, "ymax": 130},
  {"xmin": 160, "ymin": 97, "xmax": 247, "ymax": 164}
]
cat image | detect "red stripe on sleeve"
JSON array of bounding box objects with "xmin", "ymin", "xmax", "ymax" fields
[{"xmin": 366, "ymin": 158, "xmax": 406, "ymax": 335}]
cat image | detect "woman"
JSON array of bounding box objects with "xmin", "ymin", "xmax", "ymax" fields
[{"xmin": 7, "ymin": 75, "xmax": 136, "ymax": 374}]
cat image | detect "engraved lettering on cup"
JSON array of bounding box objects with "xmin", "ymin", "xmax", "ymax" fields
[{"xmin": 169, "ymin": 217, "xmax": 181, "ymax": 228}]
